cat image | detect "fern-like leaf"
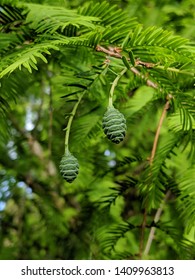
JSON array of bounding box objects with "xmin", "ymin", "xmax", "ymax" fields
[
  {"xmin": 0, "ymin": 42, "xmax": 59, "ymax": 77},
  {"xmin": 24, "ymin": 3, "xmax": 99, "ymax": 34},
  {"xmin": 98, "ymin": 222, "xmax": 136, "ymax": 255}
]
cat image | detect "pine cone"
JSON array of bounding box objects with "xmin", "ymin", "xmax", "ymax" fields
[
  {"xmin": 59, "ymin": 152, "xmax": 79, "ymax": 183},
  {"xmin": 102, "ymin": 107, "xmax": 126, "ymax": 144}
]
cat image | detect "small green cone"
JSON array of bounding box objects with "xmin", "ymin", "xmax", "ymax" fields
[
  {"xmin": 102, "ymin": 106, "xmax": 126, "ymax": 144},
  {"xmin": 59, "ymin": 152, "xmax": 79, "ymax": 183}
]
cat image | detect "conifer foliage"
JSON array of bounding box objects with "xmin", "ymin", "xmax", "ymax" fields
[{"xmin": 0, "ymin": 0, "xmax": 195, "ymax": 260}]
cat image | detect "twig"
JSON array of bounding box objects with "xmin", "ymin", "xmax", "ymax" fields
[
  {"xmin": 149, "ymin": 100, "xmax": 170, "ymax": 165},
  {"xmin": 109, "ymin": 68, "xmax": 127, "ymax": 107},
  {"xmin": 64, "ymin": 92, "xmax": 85, "ymax": 154},
  {"xmin": 144, "ymin": 190, "xmax": 171, "ymax": 255},
  {"xmin": 96, "ymin": 45, "xmax": 158, "ymax": 89},
  {"xmin": 96, "ymin": 45, "xmax": 122, "ymax": 58},
  {"xmin": 129, "ymin": 66, "xmax": 158, "ymax": 89},
  {"xmin": 139, "ymin": 99, "xmax": 170, "ymax": 258}
]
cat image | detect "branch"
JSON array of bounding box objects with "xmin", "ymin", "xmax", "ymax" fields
[
  {"xmin": 96, "ymin": 45, "xmax": 158, "ymax": 89},
  {"xmin": 139, "ymin": 98, "xmax": 171, "ymax": 258},
  {"xmin": 149, "ymin": 99, "xmax": 170, "ymax": 165},
  {"xmin": 96, "ymin": 44, "xmax": 172, "ymax": 259},
  {"xmin": 64, "ymin": 92, "xmax": 85, "ymax": 153},
  {"xmin": 129, "ymin": 66, "xmax": 158, "ymax": 89},
  {"xmin": 144, "ymin": 190, "xmax": 171, "ymax": 255},
  {"xmin": 96, "ymin": 45, "xmax": 122, "ymax": 58}
]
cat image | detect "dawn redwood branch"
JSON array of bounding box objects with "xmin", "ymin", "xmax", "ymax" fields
[
  {"xmin": 96, "ymin": 45, "xmax": 122, "ymax": 58},
  {"xmin": 140, "ymin": 99, "xmax": 171, "ymax": 257},
  {"xmin": 96, "ymin": 45, "xmax": 158, "ymax": 89},
  {"xmin": 144, "ymin": 190, "xmax": 171, "ymax": 256},
  {"xmin": 149, "ymin": 99, "xmax": 170, "ymax": 165},
  {"xmin": 129, "ymin": 66, "xmax": 158, "ymax": 88},
  {"xmin": 139, "ymin": 99, "xmax": 171, "ymax": 258},
  {"xmin": 96, "ymin": 44, "xmax": 171, "ymax": 259}
]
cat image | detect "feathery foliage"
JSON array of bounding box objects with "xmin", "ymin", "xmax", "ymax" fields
[{"xmin": 0, "ymin": 0, "xmax": 195, "ymax": 260}]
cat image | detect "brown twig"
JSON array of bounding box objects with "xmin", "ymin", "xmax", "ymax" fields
[
  {"xmin": 96, "ymin": 45, "xmax": 122, "ymax": 58},
  {"xmin": 129, "ymin": 66, "xmax": 158, "ymax": 88},
  {"xmin": 144, "ymin": 190, "xmax": 171, "ymax": 255},
  {"xmin": 96, "ymin": 45, "xmax": 158, "ymax": 89},
  {"xmin": 141, "ymin": 99, "xmax": 170, "ymax": 257},
  {"xmin": 139, "ymin": 99, "xmax": 171, "ymax": 258},
  {"xmin": 149, "ymin": 100, "xmax": 170, "ymax": 165}
]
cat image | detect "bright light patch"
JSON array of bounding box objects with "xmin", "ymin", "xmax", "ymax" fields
[
  {"xmin": 108, "ymin": 160, "xmax": 116, "ymax": 167},
  {"xmin": 0, "ymin": 201, "xmax": 6, "ymax": 211},
  {"xmin": 104, "ymin": 149, "xmax": 111, "ymax": 156}
]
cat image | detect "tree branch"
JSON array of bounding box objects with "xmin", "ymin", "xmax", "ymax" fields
[
  {"xmin": 139, "ymin": 98, "xmax": 171, "ymax": 258},
  {"xmin": 149, "ymin": 99, "xmax": 170, "ymax": 165},
  {"xmin": 96, "ymin": 45, "xmax": 122, "ymax": 58},
  {"xmin": 96, "ymin": 44, "xmax": 172, "ymax": 259},
  {"xmin": 144, "ymin": 190, "xmax": 171, "ymax": 255},
  {"xmin": 96, "ymin": 45, "xmax": 158, "ymax": 89}
]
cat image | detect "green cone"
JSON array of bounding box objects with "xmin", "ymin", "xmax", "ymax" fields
[
  {"xmin": 102, "ymin": 107, "xmax": 126, "ymax": 144},
  {"xmin": 59, "ymin": 152, "xmax": 79, "ymax": 183}
]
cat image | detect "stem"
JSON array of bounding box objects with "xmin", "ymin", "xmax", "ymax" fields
[
  {"xmin": 96, "ymin": 45, "xmax": 158, "ymax": 89},
  {"xmin": 64, "ymin": 92, "xmax": 85, "ymax": 154},
  {"xmin": 155, "ymin": 65, "xmax": 194, "ymax": 76},
  {"xmin": 109, "ymin": 68, "xmax": 127, "ymax": 107},
  {"xmin": 96, "ymin": 45, "xmax": 122, "ymax": 58},
  {"xmin": 130, "ymin": 66, "xmax": 158, "ymax": 89},
  {"xmin": 144, "ymin": 190, "xmax": 171, "ymax": 255},
  {"xmin": 139, "ymin": 99, "xmax": 170, "ymax": 258},
  {"xmin": 149, "ymin": 100, "xmax": 170, "ymax": 165}
]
